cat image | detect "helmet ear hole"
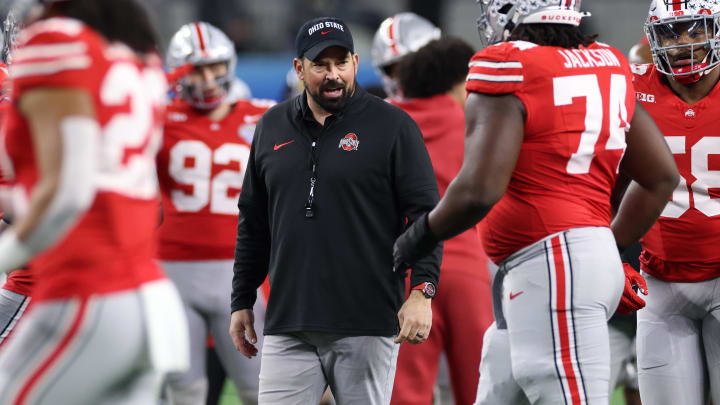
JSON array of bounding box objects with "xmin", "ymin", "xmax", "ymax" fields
[
  {"xmin": 498, "ymin": 4, "xmax": 513, "ymax": 14},
  {"xmin": 380, "ymin": 64, "xmax": 395, "ymax": 77}
]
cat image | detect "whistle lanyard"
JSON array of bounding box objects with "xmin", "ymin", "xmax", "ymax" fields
[
  {"xmin": 301, "ymin": 112, "xmax": 338, "ymax": 219},
  {"xmin": 305, "ymin": 139, "xmax": 319, "ymax": 218}
]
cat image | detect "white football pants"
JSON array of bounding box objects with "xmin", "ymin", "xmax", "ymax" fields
[
  {"xmin": 163, "ymin": 260, "xmax": 265, "ymax": 405},
  {"xmin": 637, "ymin": 271, "xmax": 720, "ymax": 405},
  {"xmin": 475, "ymin": 227, "xmax": 624, "ymax": 405},
  {"xmin": 0, "ymin": 279, "xmax": 189, "ymax": 404}
]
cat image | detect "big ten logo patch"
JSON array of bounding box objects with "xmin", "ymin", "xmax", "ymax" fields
[{"xmin": 636, "ymin": 92, "xmax": 655, "ymax": 103}]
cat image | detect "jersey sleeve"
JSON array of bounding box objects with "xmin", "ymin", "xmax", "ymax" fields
[
  {"xmin": 237, "ymin": 100, "xmax": 275, "ymax": 144},
  {"xmin": 466, "ymin": 42, "xmax": 526, "ymax": 95},
  {"xmin": 11, "ymin": 19, "xmax": 99, "ymax": 95},
  {"xmin": 630, "ymin": 63, "xmax": 654, "ymax": 87}
]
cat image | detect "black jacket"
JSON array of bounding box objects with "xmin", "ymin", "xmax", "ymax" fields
[{"xmin": 231, "ymin": 88, "xmax": 442, "ymax": 336}]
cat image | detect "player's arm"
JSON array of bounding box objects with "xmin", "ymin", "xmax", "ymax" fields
[
  {"xmin": 393, "ymin": 92, "xmax": 524, "ymax": 271},
  {"xmin": 428, "ymin": 92, "xmax": 525, "ymax": 238},
  {"xmin": 612, "ymin": 103, "xmax": 679, "ymax": 250},
  {"xmin": 0, "ymin": 88, "xmax": 99, "ymax": 273}
]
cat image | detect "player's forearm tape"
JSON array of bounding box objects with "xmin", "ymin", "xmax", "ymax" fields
[
  {"xmin": 24, "ymin": 116, "xmax": 99, "ymax": 252},
  {"xmin": 0, "ymin": 229, "xmax": 31, "ymax": 273}
]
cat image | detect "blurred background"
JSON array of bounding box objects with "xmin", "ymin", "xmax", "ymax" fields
[{"xmin": 145, "ymin": 0, "xmax": 653, "ymax": 101}]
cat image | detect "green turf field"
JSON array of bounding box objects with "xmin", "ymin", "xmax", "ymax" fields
[
  {"xmin": 218, "ymin": 381, "xmax": 630, "ymax": 405},
  {"xmin": 219, "ymin": 381, "xmax": 241, "ymax": 405}
]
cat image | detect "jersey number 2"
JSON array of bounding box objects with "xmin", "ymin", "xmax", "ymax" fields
[{"xmin": 553, "ymin": 74, "xmax": 628, "ymax": 174}]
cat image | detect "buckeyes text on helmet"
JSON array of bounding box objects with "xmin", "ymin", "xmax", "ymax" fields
[
  {"xmin": 644, "ymin": 0, "xmax": 720, "ymax": 84},
  {"xmin": 166, "ymin": 21, "xmax": 237, "ymax": 109},
  {"xmin": 476, "ymin": 0, "xmax": 591, "ymax": 47}
]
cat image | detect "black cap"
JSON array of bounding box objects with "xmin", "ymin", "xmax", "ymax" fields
[{"xmin": 295, "ymin": 17, "xmax": 354, "ymax": 61}]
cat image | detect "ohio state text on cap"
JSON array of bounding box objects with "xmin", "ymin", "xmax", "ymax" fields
[{"xmin": 296, "ymin": 17, "xmax": 354, "ymax": 61}]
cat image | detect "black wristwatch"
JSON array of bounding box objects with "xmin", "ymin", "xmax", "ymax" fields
[{"xmin": 412, "ymin": 282, "xmax": 437, "ymax": 299}]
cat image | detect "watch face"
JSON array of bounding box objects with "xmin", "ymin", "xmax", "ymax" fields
[{"xmin": 424, "ymin": 283, "xmax": 436, "ymax": 297}]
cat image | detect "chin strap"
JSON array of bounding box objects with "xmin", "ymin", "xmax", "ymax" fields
[
  {"xmin": 670, "ymin": 52, "xmax": 716, "ymax": 84},
  {"xmin": 672, "ymin": 62, "xmax": 708, "ymax": 84}
]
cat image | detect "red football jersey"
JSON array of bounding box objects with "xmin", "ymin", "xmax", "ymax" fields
[
  {"xmin": 2, "ymin": 17, "xmax": 166, "ymax": 301},
  {"xmin": 634, "ymin": 63, "xmax": 720, "ymax": 282},
  {"xmin": 390, "ymin": 94, "xmax": 489, "ymax": 279},
  {"xmin": 156, "ymin": 98, "xmax": 274, "ymax": 260},
  {"xmin": 466, "ymin": 41, "xmax": 635, "ymax": 263},
  {"xmin": 0, "ymin": 99, "xmax": 34, "ymax": 298}
]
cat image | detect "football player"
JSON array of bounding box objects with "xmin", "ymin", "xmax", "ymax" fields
[
  {"xmin": 0, "ymin": 0, "xmax": 189, "ymax": 403},
  {"xmin": 158, "ymin": 21, "xmax": 274, "ymax": 405},
  {"xmin": 388, "ymin": 36, "xmax": 494, "ymax": 405},
  {"xmin": 392, "ymin": 1, "xmax": 680, "ymax": 404},
  {"xmin": 634, "ymin": 1, "xmax": 720, "ymax": 404},
  {"xmin": 601, "ymin": 35, "xmax": 653, "ymax": 405},
  {"xmin": 371, "ymin": 12, "xmax": 440, "ymax": 99},
  {"xmin": 0, "ymin": 12, "xmax": 34, "ymax": 347}
]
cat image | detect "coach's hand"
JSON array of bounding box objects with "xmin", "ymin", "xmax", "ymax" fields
[
  {"xmin": 395, "ymin": 290, "xmax": 432, "ymax": 344},
  {"xmin": 616, "ymin": 263, "xmax": 649, "ymax": 315},
  {"xmin": 393, "ymin": 213, "xmax": 440, "ymax": 274},
  {"xmin": 229, "ymin": 309, "xmax": 259, "ymax": 358}
]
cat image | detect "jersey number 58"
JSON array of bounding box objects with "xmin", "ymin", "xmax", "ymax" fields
[{"xmin": 660, "ymin": 136, "xmax": 720, "ymax": 218}]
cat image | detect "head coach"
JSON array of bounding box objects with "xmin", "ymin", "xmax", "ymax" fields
[{"xmin": 228, "ymin": 16, "xmax": 443, "ymax": 405}]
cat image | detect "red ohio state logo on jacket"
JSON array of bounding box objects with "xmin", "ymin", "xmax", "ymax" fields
[{"xmin": 339, "ymin": 133, "xmax": 359, "ymax": 151}]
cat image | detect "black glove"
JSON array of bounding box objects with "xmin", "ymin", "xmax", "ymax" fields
[{"xmin": 393, "ymin": 213, "xmax": 440, "ymax": 273}]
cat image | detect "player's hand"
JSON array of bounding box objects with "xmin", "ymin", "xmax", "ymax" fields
[
  {"xmin": 616, "ymin": 263, "xmax": 649, "ymax": 315},
  {"xmin": 229, "ymin": 309, "xmax": 259, "ymax": 358},
  {"xmin": 393, "ymin": 213, "xmax": 439, "ymax": 273},
  {"xmin": 395, "ymin": 290, "xmax": 432, "ymax": 344}
]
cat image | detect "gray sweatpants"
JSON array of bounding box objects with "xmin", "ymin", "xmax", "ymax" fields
[
  {"xmin": 259, "ymin": 332, "xmax": 399, "ymax": 405},
  {"xmin": 162, "ymin": 260, "xmax": 265, "ymax": 405}
]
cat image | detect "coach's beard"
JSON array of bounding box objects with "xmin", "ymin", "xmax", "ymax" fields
[{"xmin": 306, "ymin": 79, "xmax": 355, "ymax": 114}]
